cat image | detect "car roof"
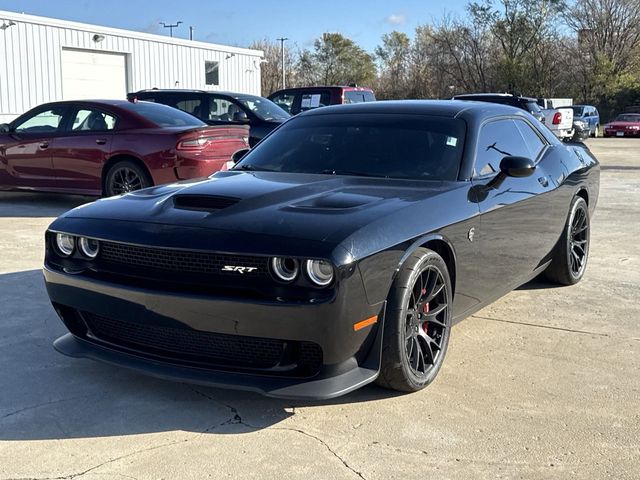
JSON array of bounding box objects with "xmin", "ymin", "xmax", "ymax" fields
[
  {"xmin": 131, "ymin": 89, "xmax": 261, "ymax": 98},
  {"xmin": 298, "ymin": 99, "xmax": 524, "ymax": 119},
  {"xmin": 454, "ymin": 93, "xmax": 538, "ymax": 102},
  {"xmin": 34, "ymin": 99, "xmax": 134, "ymax": 108},
  {"xmin": 270, "ymin": 86, "xmax": 374, "ymax": 94}
]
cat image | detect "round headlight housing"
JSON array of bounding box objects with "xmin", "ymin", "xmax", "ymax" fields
[
  {"xmin": 78, "ymin": 237, "xmax": 100, "ymax": 259},
  {"xmin": 305, "ymin": 259, "xmax": 334, "ymax": 287},
  {"xmin": 55, "ymin": 233, "xmax": 75, "ymax": 256},
  {"xmin": 271, "ymin": 257, "xmax": 299, "ymax": 282}
]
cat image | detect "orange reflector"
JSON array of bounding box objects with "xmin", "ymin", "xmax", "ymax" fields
[{"xmin": 353, "ymin": 315, "xmax": 378, "ymax": 331}]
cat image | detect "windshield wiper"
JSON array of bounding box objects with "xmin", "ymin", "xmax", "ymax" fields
[{"xmin": 320, "ymin": 169, "xmax": 387, "ymax": 178}]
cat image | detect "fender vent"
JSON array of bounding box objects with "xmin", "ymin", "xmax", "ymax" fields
[{"xmin": 174, "ymin": 195, "xmax": 240, "ymax": 212}]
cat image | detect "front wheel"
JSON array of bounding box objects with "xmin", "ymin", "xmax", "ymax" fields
[
  {"xmin": 545, "ymin": 196, "xmax": 590, "ymax": 285},
  {"xmin": 591, "ymin": 125, "xmax": 600, "ymax": 138},
  {"xmin": 377, "ymin": 248, "xmax": 452, "ymax": 392}
]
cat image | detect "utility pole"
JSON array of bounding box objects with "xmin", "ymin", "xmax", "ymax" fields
[
  {"xmin": 160, "ymin": 21, "xmax": 183, "ymax": 38},
  {"xmin": 277, "ymin": 37, "xmax": 288, "ymax": 89},
  {"xmin": 189, "ymin": 26, "xmax": 195, "ymax": 40}
]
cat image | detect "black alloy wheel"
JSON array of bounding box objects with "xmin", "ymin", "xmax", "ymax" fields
[
  {"xmin": 404, "ymin": 266, "xmax": 449, "ymax": 376},
  {"xmin": 568, "ymin": 201, "xmax": 589, "ymax": 279},
  {"xmin": 545, "ymin": 196, "xmax": 590, "ymax": 285},
  {"xmin": 104, "ymin": 160, "xmax": 152, "ymax": 197},
  {"xmin": 377, "ymin": 248, "xmax": 452, "ymax": 392}
]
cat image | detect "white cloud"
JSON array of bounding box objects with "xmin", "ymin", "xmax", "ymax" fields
[{"xmin": 385, "ymin": 13, "xmax": 406, "ymax": 26}]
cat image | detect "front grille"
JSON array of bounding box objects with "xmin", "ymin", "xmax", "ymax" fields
[
  {"xmin": 79, "ymin": 311, "xmax": 323, "ymax": 375},
  {"xmin": 99, "ymin": 241, "xmax": 268, "ymax": 278}
]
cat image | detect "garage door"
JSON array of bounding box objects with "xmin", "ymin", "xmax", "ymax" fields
[{"xmin": 61, "ymin": 49, "xmax": 127, "ymax": 100}]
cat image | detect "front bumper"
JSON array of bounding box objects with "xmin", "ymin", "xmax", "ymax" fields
[
  {"xmin": 604, "ymin": 128, "xmax": 640, "ymax": 137},
  {"xmin": 44, "ymin": 266, "xmax": 385, "ymax": 400}
]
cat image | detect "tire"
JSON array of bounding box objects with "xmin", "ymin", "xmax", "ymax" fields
[
  {"xmin": 545, "ymin": 196, "xmax": 590, "ymax": 285},
  {"xmin": 591, "ymin": 125, "xmax": 599, "ymax": 138},
  {"xmin": 104, "ymin": 160, "xmax": 153, "ymax": 197},
  {"xmin": 377, "ymin": 248, "xmax": 452, "ymax": 392}
]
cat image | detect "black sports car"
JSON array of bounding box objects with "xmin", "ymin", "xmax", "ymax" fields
[{"xmin": 43, "ymin": 101, "xmax": 599, "ymax": 399}]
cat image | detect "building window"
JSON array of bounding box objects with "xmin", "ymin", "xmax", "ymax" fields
[{"xmin": 205, "ymin": 61, "xmax": 219, "ymax": 86}]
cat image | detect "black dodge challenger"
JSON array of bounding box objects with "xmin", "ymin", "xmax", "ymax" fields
[{"xmin": 44, "ymin": 101, "xmax": 599, "ymax": 399}]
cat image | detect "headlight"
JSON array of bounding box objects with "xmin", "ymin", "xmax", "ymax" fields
[
  {"xmin": 55, "ymin": 233, "xmax": 75, "ymax": 256},
  {"xmin": 271, "ymin": 257, "xmax": 299, "ymax": 282},
  {"xmin": 305, "ymin": 259, "xmax": 334, "ymax": 286},
  {"xmin": 78, "ymin": 237, "xmax": 100, "ymax": 258}
]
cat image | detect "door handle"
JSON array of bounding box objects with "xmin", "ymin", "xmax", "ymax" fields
[
  {"xmin": 538, "ymin": 176, "xmax": 549, "ymax": 187},
  {"xmin": 39, "ymin": 142, "xmax": 49, "ymax": 150},
  {"xmin": 95, "ymin": 139, "xmax": 107, "ymax": 145}
]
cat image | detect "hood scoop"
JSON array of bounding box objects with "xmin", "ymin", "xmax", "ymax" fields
[
  {"xmin": 288, "ymin": 192, "xmax": 383, "ymax": 212},
  {"xmin": 173, "ymin": 195, "xmax": 240, "ymax": 212}
]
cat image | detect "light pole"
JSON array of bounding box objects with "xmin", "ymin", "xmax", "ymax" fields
[
  {"xmin": 160, "ymin": 21, "xmax": 183, "ymax": 38},
  {"xmin": 189, "ymin": 26, "xmax": 194, "ymax": 41},
  {"xmin": 277, "ymin": 37, "xmax": 288, "ymax": 89}
]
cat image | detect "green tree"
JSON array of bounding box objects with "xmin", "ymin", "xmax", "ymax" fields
[
  {"xmin": 375, "ymin": 31, "xmax": 411, "ymax": 98},
  {"xmin": 297, "ymin": 33, "xmax": 376, "ymax": 86}
]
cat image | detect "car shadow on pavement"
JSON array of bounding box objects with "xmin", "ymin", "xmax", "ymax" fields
[
  {"xmin": 0, "ymin": 192, "xmax": 94, "ymax": 218},
  {"xmin": 0, "ymin": 269, "xmax": 402, "ymax": 441}
]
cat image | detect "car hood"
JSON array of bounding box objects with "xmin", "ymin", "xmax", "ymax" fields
[
  {"xmin": 55, "ymin": 171, "xmax": 463, "ymax": 246},
  {"xmin": 606, "ymin": 121, "xmax": 640, "ymax": 127}
]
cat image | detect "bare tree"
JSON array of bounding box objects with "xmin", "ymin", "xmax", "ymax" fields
[
  {"xmin": 249, "ymin": 39, "xmax": 298, "ymax": 96},
  {"xmin": 564, "ymin": 0, "xmax": 640, "ymax": 75}
]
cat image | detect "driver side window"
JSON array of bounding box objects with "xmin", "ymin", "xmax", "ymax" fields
[
  {"xmin": 14, "ymin": 109, "xmax": 65, "ymax": 133},
  {"xmin": 474, "ymin": 119, "xmax": 531, "ymax": 177}
]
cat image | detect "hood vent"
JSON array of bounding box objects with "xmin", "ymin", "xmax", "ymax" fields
[{"xmin": 174, "ymin": 195, "xmax": 240, "ymax": 212}]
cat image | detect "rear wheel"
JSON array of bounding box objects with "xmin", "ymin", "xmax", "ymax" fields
[
  {"xmin": 545, "ymin": 196, "xmax": 590, "ymax": 285},
  {"xmin": 591, "ymin": 124, "xmax": 599, "ymax": 138},
  {"xmin": 377, "ymin": 248, "xmax": 452, "ymax": 392},
  {"xmin": 104, "ymin": 160, "xmax": 152, "ymax": 197}
]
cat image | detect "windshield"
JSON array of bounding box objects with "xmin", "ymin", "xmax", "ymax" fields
[
  {"xmin": 615, "ymin": 114, "xmax": 640, "ymax": 122},
  {"xmin": 571, "ymin": 106, "xmax": 585, "ymax": 117},
  {"xmin": 235, "ymin": 95, "xmax": 290, "ymax": 122},
  {"xmin": 525, "ymin": 101, "xmax": 543, "ymax": 114},
  {"xmin": 234, "ymin": 114, "xmax": 466, "ymax": 181},
  {"xmin": 122, "ymin": 101, "xmax": 206, "ymax": 127}
]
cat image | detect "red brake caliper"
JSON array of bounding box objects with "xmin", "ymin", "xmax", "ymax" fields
[{"xmin": 421, "ymin": 289, "xmax": 429, "ymax": 333}]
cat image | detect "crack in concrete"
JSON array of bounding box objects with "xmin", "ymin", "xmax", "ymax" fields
[
  {"xmin": 1, "ymin": 395, "xmax": 236, "ymax": 480},
  {"xmin": 0, "ymin": 394, "xmax": 98, "ymax": 422},
  {"xmin": 188, "ymin": 386, "xmax": 367, "ymax": 480},
  {"xmin": 472, "ymin": 314, "xmax": 613, "ymax": 337}
]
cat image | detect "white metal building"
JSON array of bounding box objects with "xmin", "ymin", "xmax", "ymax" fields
[{"xmin": 0, "ymin": 10, "xmax": 263, "ymax": 123}]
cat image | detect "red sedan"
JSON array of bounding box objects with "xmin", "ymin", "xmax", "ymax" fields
[
  {"xmin": 603, "ymin": 113, "xmax": 640, "ymax": 137},
  {"xmin": 0, "ymin": 100, "xmax": 249, "ymax": 196}
]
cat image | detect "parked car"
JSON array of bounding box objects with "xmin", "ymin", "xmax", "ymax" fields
[
  {"xmin": 0, "ymin": 100, "xmax": 249, "ymax": 196},
  {"xmin": 603, "ymin": 113, "xmax": 640, "ymax": 137},
  {"xmin": 570, "ymin": 118, "xmax": 591, "ymax": 142},
  {"xmin": 44, "ymin": 100, "xmax": 599, "ymax": 399},
  {"xmin": 128, "ymin": 89, "xmax": 289, "ymax": 147},
  {"xmin": 268, "ymin": 85, "xmax": 376, "ymax": 115},
  {"xmin": 540, "ymin": 106, "xmax": 574, "ymax": 141},
  {"xmin": 452, "ymin": 93, "xmax": 545, "ymax": 123},
  {"xmin": 571, "ymin": 105, "xmax": 600, "ymax": 137}
]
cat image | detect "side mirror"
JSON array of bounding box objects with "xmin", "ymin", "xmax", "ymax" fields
[
  {"xmin": 233, "ymin": 111, "xmax": 249, "ymax": 122},
  {"xmin": 231, "ymin": 148, "xmax": 250, "ymax": 164},
  {"xmin": 0, "ymin": 123, "xmax": 10, "ymax": 133},
  {"xmin": 499, "ymin": 156, "xmax": 535, "ymax": 178}
]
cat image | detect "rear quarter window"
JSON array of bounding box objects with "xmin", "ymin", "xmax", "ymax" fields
[{"xmin": 122, "ymin": 102, "xmax": 206, "ymax": 127}]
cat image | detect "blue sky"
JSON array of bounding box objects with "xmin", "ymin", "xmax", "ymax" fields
[{"xmin": 0, "ymin": 0, "xmax": 469, "ymax": 52}]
